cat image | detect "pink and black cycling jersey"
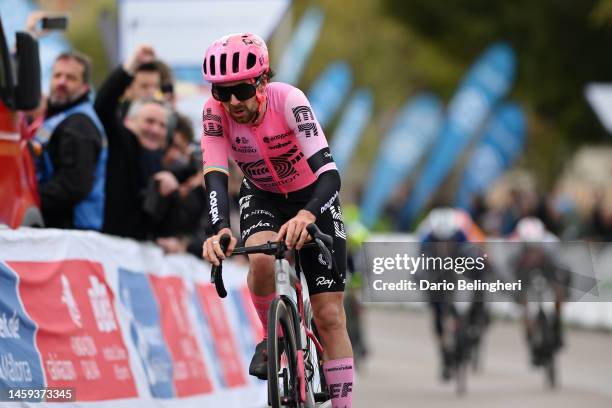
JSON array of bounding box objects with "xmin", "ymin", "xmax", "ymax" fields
[{"xmin": 201, "ymin": 82, "xmax": 337, "ymax": 195}]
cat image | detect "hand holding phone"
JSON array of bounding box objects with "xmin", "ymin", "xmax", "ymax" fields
[{"xmin": 41, "ymin": 15, "xmax": 68, "ymax": 31}]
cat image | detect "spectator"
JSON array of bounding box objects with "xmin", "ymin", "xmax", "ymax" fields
[
  {"xmin": 156, "ymin": 59, "xmax": 177, "ymax": 109},
  {"xmin": 33, "ymin": 51, "xmax": 107, "ymax": 230},
  {"xmin": 117, "ymin": 60, "xmax": 162, "ymax": 118},
  {"xmin": 148, "ymin": 114, "xmax": 205, "ymax": 237},
  {"xmin": 94, "ymin": 45, "xmax": 174, "ymax": 240}
]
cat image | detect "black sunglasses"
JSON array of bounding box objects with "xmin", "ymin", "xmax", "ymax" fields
[{"xmin": 211, "ymin": 77, "xmax": 262, "ymax": 102}]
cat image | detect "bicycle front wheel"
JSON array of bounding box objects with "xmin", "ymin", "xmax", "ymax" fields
[{"xmin": 268, "ymin": 298, "xmax": 301, "ymax": 407}]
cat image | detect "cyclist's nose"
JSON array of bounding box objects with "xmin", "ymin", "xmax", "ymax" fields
[{"xmin": 229, "ymin": 94, "xmax": 241, "ymax": 105}]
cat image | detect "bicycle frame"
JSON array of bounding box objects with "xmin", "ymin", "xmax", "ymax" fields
[{"xmin": 274, "ymin": 256, "xmax": 325, "ymax": 405}]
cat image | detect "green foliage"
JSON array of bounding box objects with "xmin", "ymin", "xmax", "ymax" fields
[
  {"xmin": 383, "ymin": 0, "xmax": 612, "ymax": 147},
  {"xmin": 288, "ymin": 0, "xmax": 612, "ymax": 191},
  {"xmin": 62, "ymin": 0, "xmax": 116, "ymax": 87}
]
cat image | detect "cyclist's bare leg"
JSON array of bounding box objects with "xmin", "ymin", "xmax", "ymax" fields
[
  {"xmin": 311, "ymin": 291, "xmax": 353, "ymax": 406},
  {"xmin": 245, "ymin": 230, "xmax": 276, "ymax": 296},
  {"xmin": 244, "ymin": 230, "xmax": 278, "ymax": 378},
  {"xmin": 310, "ymin": 292, "xmax": 352, "ymax": 358}
]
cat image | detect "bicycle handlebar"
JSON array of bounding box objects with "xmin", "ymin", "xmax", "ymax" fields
[{"xmin": 210, "ymin": 223, "xmax": 338, "ymax": 298}]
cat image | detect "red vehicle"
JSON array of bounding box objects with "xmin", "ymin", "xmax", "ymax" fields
[{"xmin": 0, "ymin": 15, "xmax": 43, "ymax": 228}]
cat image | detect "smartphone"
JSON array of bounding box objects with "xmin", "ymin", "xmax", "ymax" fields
[{"xmin": 41, "ymin": 16, "xmax": 68, "ymax": 31}]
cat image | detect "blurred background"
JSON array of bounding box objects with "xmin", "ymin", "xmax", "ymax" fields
[
  {"xmin": 3, "ymin": 0, "xmax": 612, "ymax": 238},
  {"xmin": 2, "ymin": 0, "xmax": 611, "ymax": 406}
]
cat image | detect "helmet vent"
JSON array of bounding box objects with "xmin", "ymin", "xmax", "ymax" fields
[
  {"xmin": 220, "ymin": 53, "xmax": 227, "ymax": 75},
  {"xmin": 246, "ymin": 53, "xmax": 256, "ymax": 69},
  {"xmin": 202, "ymin": 58, "xmax": 207, "ymax": 74},
  {"xmin": 232, "ymin": 52, "xmax": 240, "ymax": 73},
  {"xmin": 210, "ymin": 55, "xmax": 216, "ymax": 75}
]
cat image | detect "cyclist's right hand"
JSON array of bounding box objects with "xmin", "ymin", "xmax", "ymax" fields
[{"xmin": 202, "ymin": 228, "xmax": 237, "ymax": 266}]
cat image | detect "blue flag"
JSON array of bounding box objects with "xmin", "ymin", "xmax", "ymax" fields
[
  {"xmin": 330, "ymin": 88, "xmax": 373, "ymax": 173},
  {"xmin": 360, "ymin": 93, "xmax": 443, "ymax": 228},
  {"xmin": 307, "ymin": 61, "xmax": 353, "ymax": 129},
  {"xmin": 399, "ymin": 42, "xmax": 516, "ymax": 228},
  {"xmin": 275, "ymin": 6, "xmax": 325, "ymax": 85},
  {"xmin": 455, "ymin": 103, "xmax": 526, "ymax": 209}
]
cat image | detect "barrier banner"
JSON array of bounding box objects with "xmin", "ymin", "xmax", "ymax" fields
[
  {"xmin": 0, "ymin": 228, "xmax": 266, "ymax": 407},
  {"xmin": 399, "ymin": 43, "xmax": 516, "ymax": 228},
  {"xmin": 6, "ymin": 260, "xmax": 137, "ymax": 401},
  {"xmin": 360, "ymin": 93, "xmax": 443, "ymax": 228}
]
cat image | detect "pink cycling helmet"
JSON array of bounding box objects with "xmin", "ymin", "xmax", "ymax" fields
[{"xmin": 203, "ymin": 33, "xmax": 270, "ymax": 83}]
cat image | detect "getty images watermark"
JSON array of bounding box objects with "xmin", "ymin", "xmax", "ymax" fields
[{"xmin": 361, "ymin": 241, "xmax": 606, "ymax": 302}]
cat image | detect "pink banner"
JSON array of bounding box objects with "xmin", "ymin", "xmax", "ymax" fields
[{"xmin": 8, "ymin": 260, "xmax": 137, "ymax": 401}]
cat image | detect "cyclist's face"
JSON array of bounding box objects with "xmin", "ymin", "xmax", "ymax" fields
[{"xmin": 216, "ymin": 79, "xmax": 264, "ymax": 124}]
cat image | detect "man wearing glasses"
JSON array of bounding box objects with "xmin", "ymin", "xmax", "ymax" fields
[{"xmin": 201, "ymin": 33, "xmax": 354, "ymax": 407}]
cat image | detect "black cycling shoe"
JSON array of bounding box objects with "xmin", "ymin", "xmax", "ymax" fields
[{"xmin": 249, "ymin": 340, "xmax": 268, "ymax": 380}]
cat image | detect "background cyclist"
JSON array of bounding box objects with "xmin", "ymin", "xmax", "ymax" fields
[
  {"xmin": 510, "ymin": 217, "xmax": 570, "ymax": 365},
  {"xmin": 200, "ymin": 33, "xmax": 354, "ymax": 407},
  {"xmin": 417, "ymin": 207, "xmax": 488, "ymax": 381}
]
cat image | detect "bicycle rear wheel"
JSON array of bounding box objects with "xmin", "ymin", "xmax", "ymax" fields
[{"xmin": 268, "ymin": 298, "xmax": 301, "ymax": 407}]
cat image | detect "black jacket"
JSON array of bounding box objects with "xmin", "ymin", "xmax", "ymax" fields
[
  {"xmin": 94, "ymin": 66, "xmax": 161, "ymax": 240},
  {"xmin": 39, "ymin": 93, "xmax": 102, "ymax": 229}
]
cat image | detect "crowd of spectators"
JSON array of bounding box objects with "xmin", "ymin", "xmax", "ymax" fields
[
  {"xmin": 469, "ymin": 177, "xmax": 612, "ymax": 241},
  {"xmin": 25, "ymin": 12, "xmax": 214, "ymax": 257}
]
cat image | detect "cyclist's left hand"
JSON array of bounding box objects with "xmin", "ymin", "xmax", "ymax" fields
[{"xmin": 277, "ymin": 209, "xmax": 316, "ymax": 250}]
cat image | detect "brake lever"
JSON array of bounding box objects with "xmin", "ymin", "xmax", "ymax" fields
[
  {"xmin": 315, "ymin": 237, "xmax": 333, "ymax": 271},
  {"xmin": 210, "ymin": 234, "xmax": 231, "ymax": 298}
]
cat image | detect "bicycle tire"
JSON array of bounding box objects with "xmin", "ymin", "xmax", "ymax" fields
[{"xmin": 268, "ymin": 298, "xmax": 302, "ymax": 408}]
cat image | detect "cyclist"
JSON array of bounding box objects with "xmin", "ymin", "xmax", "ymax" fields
[
  {"xmin": 200, "ymin": 33, "xmax": 353, "ymax": 407},
  {"xmin": 418, "ymin": 207, "xmax": 487, "ymax": 381},
  {"xmin": 510, "ymin": 217, "xmax": 568, "ymax": 365}
]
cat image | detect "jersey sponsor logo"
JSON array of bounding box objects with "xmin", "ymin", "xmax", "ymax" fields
[
  {"xmin": 307, "ymin": 147, "xmax": 335, "ymax": 173},
  {"xmin": 330, "ymin": 204, "xmax": 343, "ymax": 221},
  {"xmin": 241, "ymin": 220, "xmax": 273, "ymax": 240},
  {"xmin": 231, "ymin": 145, "xmax": 257, "ymax": 153},
  {"xmin": 209, "ymin": 191, "xmax": 220, "ymax": 224},
  {"xmin": 297, "ymin": 122, "xmax": 318, "ymax": 138},
  {"xmin": 202, "ymin": 108, "xmax": 221, "ymax": 123},
  {"xmin": 263, "ymin": 132, "xmax": 290, "ymax": 143},
  {"xmin": 203, "ymin": 122, "xmax": 223, "ymax": 137},
  {"xmin": 238, "ymin": 194, "xmax": 252, "ymax": 216},
  {"xmin": 236, "ymin": 146, "xmax": 304, "ymax": 184},
  {"xmin": 243, "ymin": 209, "xmax": 275, "ymax": 220},
  {"xmin": 320, "ymin": 190, "xmax": 339, "ymax": 214},
  {"xmin": 292, "ymin": 106, "xmax": 314, "ymax": 122},
  {"xmin": 235, "ymin": 136, "xmax": 249, "ymax": 144},
  {"xmin": 333, "ymin": 221, "xmax": 347, "ymax": 240},
  {"xmin": 315, "ymin": 276, "xmax": 334, "ymax": 288},
  {"xmin": 269, "ymin": 140, "xmax": 292, "ymax": 150}
]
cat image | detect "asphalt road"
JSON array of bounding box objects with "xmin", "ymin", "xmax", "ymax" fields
[{"xmin": 353, "ymin": 306, "xmax": 612, "ymax": 408}]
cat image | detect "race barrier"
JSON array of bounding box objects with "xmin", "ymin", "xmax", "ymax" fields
[{"xmin": 0, "ymin": 227, "xmax": 266, "ymax": 407}]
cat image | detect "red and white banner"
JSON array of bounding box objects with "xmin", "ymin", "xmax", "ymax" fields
[{"xmin": 0, "ymin": 228, "xmax": 266, "ymax": 407}]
